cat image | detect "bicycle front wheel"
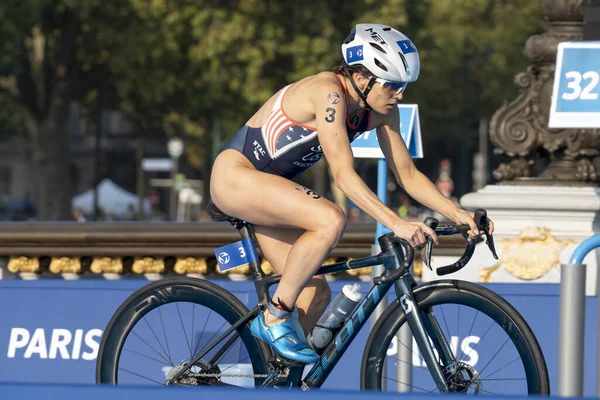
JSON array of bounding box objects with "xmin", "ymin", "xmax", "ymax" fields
[
  {"xmin": 361, "ymin": 280, "xmax": 549, "ymax": 395},
  {"xmin": 96, "ymin": 277, "xmax": 271, "ymax": 387}
]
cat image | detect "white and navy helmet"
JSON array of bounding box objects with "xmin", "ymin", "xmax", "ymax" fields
[{"xmin": 342, "ymin": 23, "xmax": 420, "ymax": 83}]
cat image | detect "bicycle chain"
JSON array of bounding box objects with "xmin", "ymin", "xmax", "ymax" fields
[{"xmin": 191, "ymin": 372, "xmax": 284, "ymax": 379}]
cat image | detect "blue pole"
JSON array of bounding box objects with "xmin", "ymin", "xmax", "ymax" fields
[
  {"xmin": 570, "ymin": 234, "xmax": 600, "ymax": 264},
  {"xmin": 375, "ymin": 159, "xmax": 388, "ymax": 242}
]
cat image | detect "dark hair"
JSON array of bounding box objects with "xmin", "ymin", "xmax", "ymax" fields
[{"xmin": 333, "ymin": 62, "xmax": 373, "ymax": 78}]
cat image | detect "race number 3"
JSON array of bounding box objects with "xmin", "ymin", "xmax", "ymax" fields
[{"xmin": 562, "ymin": 71, "xmax": 599, "ymax": 101}]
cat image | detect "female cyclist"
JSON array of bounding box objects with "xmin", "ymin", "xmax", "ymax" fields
[{"xmin": 210, "ymin": 23, "xmax": 494, "ymax": 364}]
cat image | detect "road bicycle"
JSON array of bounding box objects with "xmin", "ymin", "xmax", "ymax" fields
[{"xmin": 96, "ymin": 204, "xmax": 550, "ymax": 395}]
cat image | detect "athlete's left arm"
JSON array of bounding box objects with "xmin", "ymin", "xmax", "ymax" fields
[{"xmin": 376, "ymin": 109, "xmax": 482, "ymax": 234}]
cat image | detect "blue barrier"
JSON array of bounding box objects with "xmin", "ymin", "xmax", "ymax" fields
[
  {"xmin": 0, "ymin": 279, "xmax": 597, "ymax": 395},
  {"xmin": 0, "ymin": 381, "xmax": 571, "ymax": 400}
]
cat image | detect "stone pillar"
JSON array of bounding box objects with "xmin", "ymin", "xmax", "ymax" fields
[
  {"xmin": 489, "ymin": 0, "xmax": 599, "ymax": 185},
  {"xmin": 422, "ymin": 0, "xmax": 600, "ymax": 295}
]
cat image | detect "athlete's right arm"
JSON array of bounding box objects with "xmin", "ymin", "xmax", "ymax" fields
[{"xmin": 313, "ymin": 79, "xmax": 429, "ymax": 247}]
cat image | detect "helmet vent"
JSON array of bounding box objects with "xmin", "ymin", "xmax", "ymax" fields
[
  {"xmin": 369, "ymin": 42, "xmax": 387, "ymax": 54},
  {"xmin": 383, "ymin": 27, "xmax": 392, "ymax": 31},
  {"xmin": 398, "ymin": 52, "xmax": 409, "ymax": 73},
  {"xmin": 343, "ymin": 29, "xmax": 357, "ymax": 44},
  {"xmin": 374, "ymin": 58, "xmax": 388, "ymax": 72}
]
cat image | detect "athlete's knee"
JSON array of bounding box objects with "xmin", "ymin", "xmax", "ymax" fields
[{"xmin": 316, "ymin": 205, "xmax": 346, "ymax": 247}]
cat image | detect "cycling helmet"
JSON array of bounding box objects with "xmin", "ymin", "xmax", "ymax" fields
[
  {"xmin": 342, "ymin": 23, "xmax": 420, "ymax": 82},
  {"xmin": 340, "ymin": 24, "xmax": 420, "ymax": 109}
]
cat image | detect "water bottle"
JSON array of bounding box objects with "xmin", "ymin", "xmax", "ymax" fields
[{"xmin": 307, "ymin": 283, "xmax": 362, "ymax": 352}]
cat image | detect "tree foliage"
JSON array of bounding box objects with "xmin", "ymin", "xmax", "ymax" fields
[{"xmin": 0, "ymin": 0, "xmax": 548, "ymax": 219}]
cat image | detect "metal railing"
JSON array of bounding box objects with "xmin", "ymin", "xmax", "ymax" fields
[
  {"xmin": 558, "ymin": 234, "xmax": 600, "ymax": 397},
  {"xmin": 0, "ymin": 221, "xmax": 466, "ymax": 279}
]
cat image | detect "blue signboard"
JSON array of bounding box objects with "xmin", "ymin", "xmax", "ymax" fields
[
  {"xmin": 0, "ymin": 279, "xmax": 597, "ymax": 395},
  {"xmin": 351, "ymin": 104, "xmax": 423, "ymax": 159},
  {"xmin": 549, "ymin": 41, "xmax": 600, "ymax": 128}
]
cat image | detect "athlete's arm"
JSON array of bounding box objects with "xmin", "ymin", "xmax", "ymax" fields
[
  {"xmin": 376, "ymin": 110, "xmax": 480, "ymax": 236},
  {"xmin": 314, "ymin": 79, "xmax": 435, "ymax": 245}
]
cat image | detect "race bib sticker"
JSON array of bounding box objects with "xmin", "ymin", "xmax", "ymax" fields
[
  {"xmin": 214, "ymin": 238, "xmax": 258, "ymax": 272},
  {"xmin": 346, "ymin": 45, "xmax": 364, "ymax": 62},
  {"xmin": 397, "ymin": 40, "xmax": 416, "ymax": 54}
]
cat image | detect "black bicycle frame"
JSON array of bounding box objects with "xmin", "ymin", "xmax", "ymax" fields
[{"xmin": 235, "ymin": 223, "xmax": 454, "ymax": 392}]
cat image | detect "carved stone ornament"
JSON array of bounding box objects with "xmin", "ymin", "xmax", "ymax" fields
[
  {"xmin": 8, "ymin": 256, "xmax": 40, "ymax": 273},
  {"xmin": 132, "ymin": 256, "xmax": 165, "ymax": 274},
  {"xmin": 480, "ymin": 226, "xmax": 572, "ymax": 281},
  {"xmin": 173, "ymin": 257, "xmax": 208, "ymax": 275},
  {"xmin": 90, "ymin": 257, "xmax": 123, "ymax": 274},
  {"xmin": 490, "ymin": 0, "xmax": 600, "ymax": 185}
]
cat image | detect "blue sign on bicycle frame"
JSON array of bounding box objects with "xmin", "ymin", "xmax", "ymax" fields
[
  {"xmin": 549, "ymin": 41, "xmax": 600, "ymax": 128},
  {"xmin": 351, "ymin": 104, "xmax": 423, "ymax": 159},
  {"xmin": 214, "ymin": 238, "xmax": 258, "ymax": 272}
]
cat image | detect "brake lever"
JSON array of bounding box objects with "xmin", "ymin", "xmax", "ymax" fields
[
  {"xmin": 474, "ymin": 209, "xmax": 498, "ymax": 260},
  {"xmin": 422, "ymin": 217, "xmax": 439, "ymax": 271}
]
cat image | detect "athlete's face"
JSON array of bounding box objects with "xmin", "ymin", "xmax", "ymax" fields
[{"xmin": 367, "ymin": 80, "xmax": 404, "ymax": 115}]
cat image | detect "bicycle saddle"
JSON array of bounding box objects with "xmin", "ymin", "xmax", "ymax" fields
[{"xmin": 207, "ymin": 202, "xmax": 244, "ymax": 225}]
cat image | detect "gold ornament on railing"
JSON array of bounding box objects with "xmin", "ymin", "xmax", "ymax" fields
[
  {"xmin": 49, "ymin": 256, "xmax": 81, "ymax": 274},
  {"xmin": 173, "ymin": 257, "xmax": 208, "ymax": 275},
  {"xmin": 8, "ymin": 256, "xmax": 40, "ymax": 273},
  {"xmin": 260, "ymin": 259, "xmax": 275, "ymax": 275},
  {"xmin": 480, "ymin": 226, "xmax": 573, "ymax": 282},
  {"xmin": 132, "ymin": 257, "xmax": 165, "ymax": 274},
  {"xmin": 90, "ymin": 257, "xmax": 123, "ymax": 274}
]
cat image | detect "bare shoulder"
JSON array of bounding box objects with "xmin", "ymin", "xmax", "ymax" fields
[{"xmin": 308, "ymin": 72, "xmax": 344, "ymax": 96}]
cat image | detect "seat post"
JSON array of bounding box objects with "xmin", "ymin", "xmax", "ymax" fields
[{"xmin": 236, "ymin": 223, "xmax": 266, "ymax": 281}]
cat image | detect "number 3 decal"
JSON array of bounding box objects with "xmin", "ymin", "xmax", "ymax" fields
[
  {"xmin": 325, "ymin": 107, "xmax": 336, "ymax": 123},
  {"xmin": 238, "ymin": 246, "xmax": 246, "ymax": 258},
  {"xmin": 562, "ymin": 71, "xmax": 599, "ymax": 100}
]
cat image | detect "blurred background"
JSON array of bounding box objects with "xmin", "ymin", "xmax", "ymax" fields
[{"xmin": 0, "ymin": 0, "xmax": 548, "ymax": 223}]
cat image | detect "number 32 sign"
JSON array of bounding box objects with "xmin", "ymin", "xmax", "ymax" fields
[{"xmin": 549, "ymin": 41, "xmax": 600, "ymax": 128}]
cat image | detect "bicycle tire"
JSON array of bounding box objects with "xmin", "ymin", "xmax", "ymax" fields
[
  {"xmin": 96, "ymin": 276, "xmax": 271, "ymax": 386},
  {"xmin": 360, "ymin": 280, "xmax": 550, "ymax": 395}
]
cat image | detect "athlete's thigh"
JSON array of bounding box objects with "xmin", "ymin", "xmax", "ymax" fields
[{"xmin": 211, "ymin": 152, "xmax": 342, "ymax": 230}]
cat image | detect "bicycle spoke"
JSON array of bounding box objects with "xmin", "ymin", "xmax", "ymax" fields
[
  {"xmin": 175, "ymin": 302, "xmax": 193, "ymax": 358},
  {"xmin": 193, "ymin": 310, "xmax": 216, "ymax": 356},
  {"xmin": 439, "ymin": 305, "xmax": 452, "ymax": 348},
  {"xmin": 142, "ymin": 316, "xmax": 172, "ymax": 365},
  {"xmin": 131, "ymin": 329, "xmax": 173, "ymax": 366},
  {"xmin": 458, "ymin": 308, "xmax": 479, "ymax": 363},
  {"xmin": 158, "ymin": 308, "xmax": 173, "ymax": 363},
  {"xmin": 119, "ymin": 367, "xmax": 166, "ymax": 385},
  {"xmin": 480, "ymin": 355, "xmax": 522, "ymax": 381},
  {"xmin": 383, "ymin": 376, "xmax": 437, "ymax": 393},
  {"xmin": 462, "ymin": 317, "xmax": 495, "ymax": 363},
  {"xmin": 395, "ymin": 335, "xmax": 430, "ymax": 371},
  {"xmin": 123, "ymin": 347, "xmax": 172, "ymax": 366},
  {"xmin": 190, "ymin": 303, "xmax": 196, "ymax": 361},
  {"xmin": 474, "ymin": 336, "xmax": 511, "ymax": 379}
]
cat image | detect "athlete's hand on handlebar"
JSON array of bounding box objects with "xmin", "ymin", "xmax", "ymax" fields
[
  {"xmin": 453, "ymin": 209, "xmax": 495, "ymax": 238},
  {"xmin": 392, "ymin": 221, "xmax": 439, "ymax": 248}
]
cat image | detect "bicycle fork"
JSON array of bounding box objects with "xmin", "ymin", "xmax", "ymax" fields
[{"xmin": 395, "ymin": 275, "xmax": 456, "ymax": 393}]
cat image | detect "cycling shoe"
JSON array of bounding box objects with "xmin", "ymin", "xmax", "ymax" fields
[{"xmin": 250, "ymin": 302, "xmax": 320, "ymax": 364}]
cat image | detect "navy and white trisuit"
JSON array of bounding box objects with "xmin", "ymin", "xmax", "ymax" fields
[{"xmin": 222, "ymin": 75, "xmax": 371, "ymax": 179}]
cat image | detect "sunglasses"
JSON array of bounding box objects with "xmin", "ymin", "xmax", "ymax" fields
[{"xmin": 375, "ymin": 78, "xmax": 407, "ymax": 94}]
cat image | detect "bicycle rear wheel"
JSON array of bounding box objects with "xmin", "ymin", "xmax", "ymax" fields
[
  {"xmin": 96, "ymin": 277, "xmax": 271, "ymax": 387},
  {"xmin": 361, "ymin": 280, "xmax": 549, "ymax": 395}
]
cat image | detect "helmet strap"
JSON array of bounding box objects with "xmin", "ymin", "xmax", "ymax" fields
[{"xmin": 349, "ymin": 75, "xmax": 377, "ymax": 111}]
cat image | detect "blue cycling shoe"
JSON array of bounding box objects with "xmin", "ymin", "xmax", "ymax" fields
[{"xmin": 250, "ymin": 302, "xmax": 320, "ymax": 364}]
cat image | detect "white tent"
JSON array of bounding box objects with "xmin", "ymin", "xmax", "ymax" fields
[{"xmin": 72, "ymin": 178, "xmax": 151, "ymax": 216}]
